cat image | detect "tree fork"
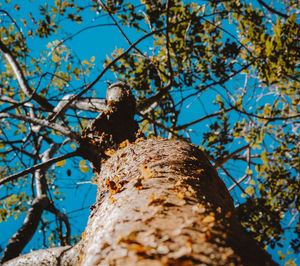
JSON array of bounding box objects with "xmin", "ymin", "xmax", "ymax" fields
[{"xmin": 4, "ymin": 139, "xmax": 277, "ymax": 265}]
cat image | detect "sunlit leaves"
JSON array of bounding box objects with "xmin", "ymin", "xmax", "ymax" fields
[
  {"xmin": 79, "ymin": 160, "xmax": 89, "ymax": 173},
  {"xmin": 56, "ymin": 160, "xmax": 66, "ymax": 167},
  {"xmin": 0, "ymin": 192, "xmax": 29, "ymax": 222},
  {"xmin": 52, "ymin": 54, "xmax": 60, "ymax": 63}
]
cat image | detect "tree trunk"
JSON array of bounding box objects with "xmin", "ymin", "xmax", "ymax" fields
[{"xmin": 4, "ymin": 139, "xmax": 277, "ymax": 265}]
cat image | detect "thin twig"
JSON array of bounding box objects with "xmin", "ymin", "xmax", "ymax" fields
[
  {"xmin": 257, "ymin": 0, "xmax": 289, "ymax": 18},
  {"xmin": 98, "ymin": 0, "xmax": 144, "ymax": 56},
  {"xmin": 176, "ymin": 107, "xmax": 234, "ymax": 130},
  {"xmin": 50, "ymin": 26, "xmax": 172, "ymax": 122},
  {"xmin": 0, "ymin": 40, "xmax": 54, "ymax": 111},
  {"xmin": 0, "ymin": 151, "xmax": 78, "ymax": 186}
]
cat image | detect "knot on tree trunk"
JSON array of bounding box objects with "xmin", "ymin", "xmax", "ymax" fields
[{"xmin": 77, "ymin": 82, "xmax": 142, "ymax": 173}]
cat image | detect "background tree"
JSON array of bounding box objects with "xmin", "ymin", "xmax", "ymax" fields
[{"xmin": 0, "ymin": 0, "xmax": 299, "ymax": 264}]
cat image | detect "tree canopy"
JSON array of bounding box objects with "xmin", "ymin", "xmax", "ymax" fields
[{"xmin": 0, "ymin": 0, "xmax": 299, "ymax": 264}]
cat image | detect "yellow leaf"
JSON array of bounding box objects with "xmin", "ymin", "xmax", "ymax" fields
[
  {"xmin": 56, "ymin": 160, "xmax": 66, "ymax": 167},
  {"xmin": 71, "ymin": 144, "xmax": 76, "ymax": 150},
  {"xmin": 80, "ymin": 166, "xmax": 89, "ymax": 173},
  {"xmin": 19, "ymin": 91, "xmax": 25, "ymax": 102},
  {"xmin": 90, "ymin": 56, "xmax": 95, "ymax": 62},
  {"xmin": 245, "ymin": 186, "xmax": 254, "ymax": 196},
  {"xmin": 79, "ymin": 160, "xmax": 86, "ymax": 166},
  {"xmin": 52, "ymin": 54, "xmax": 59, "ymax": 63},
  {"xmin": 66, "ymin": 63, "xmax": 71, "ymax": 71},
  {"xmin": 9, "ymin": 24, "xmax": 14, "ymax": 32}
]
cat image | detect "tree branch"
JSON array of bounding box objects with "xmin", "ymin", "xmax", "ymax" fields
[
  {"xmin": 53, "ymin": 95, "xmax": 108, "ymax": 116},
  {"xmin": 99, "ymin": 0, "xmax": 144, "ymax": 56},
  {"xmin": 46, "ymin": 204, "xmax": 71, "ymax": 245},
  {"xmin": 0, "ymin": 112, "xmax": 79, "ymax": 141},
  {"xmin": 0, "ymin": 195, "xmax": 50, "ymax": 263},
  {"xmin": 0, "ymin": 39, "xmax": 54, "ymax": 111},
  {"xmin": 50, "ymin": 25, "xmax": 177, "ymax": 122},
  {"xmin": 137, "ymin": 81, "xmax": 172, "ymax": 113},
  {"xmin": 230, "ymin": 105, "xmax": 300, "ymax": 121},
  {"xmin": 214, "ymin": 144, "xmax": 250, "ymax": 167},
  {"xmin": 53, "ymin": 23, "xmax": 115, "ymax": 51},
  {"xmin": 257, "ymin": 0, "xmax": 289, "ymax": 19},
  {"xmin": 0, "ymin": 151, "xmax": 78, "ymax": 186},
  {"xmin": 204, "ymin": 151, "xmax": 247, "ymax": 194},
  {"xmin": 176, "ymin": 107, "xmax": 234, "ymax": 130}
]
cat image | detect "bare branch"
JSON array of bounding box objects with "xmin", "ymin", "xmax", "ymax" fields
[
  {"xmin": 137, "ymin": 81, "xmax": 172, "ymax": 113},
  {"xmin": 214, "ymin": 144, "xmax": 250, "ymax": 167},
  {"xmin": 46, "ymin": 204, "xmax": 71, "ymax": 245},
  {"xmin": 53, "ymin": 95, "xmax": 108, "ymax": 116},
  {"xmin": 165, "ymin": 0, "xmax": 174, "ymax": 81},
  {"xmin": 177, "ymin": 62, "xmax": 253, "ymax": 108},
  {"xmin": 204, "ymin": 151, "xmax": 247, "ymax": 194},
  {"xmin": 220, "ymin": 165, "xmax": 247, "ymax": 195},
  {"xmin": 0, "ymin": 151, "xmax": 78, "ymax": 186},
  {"xmin": 0, "ymin": 112, "xmax": 79, "ymax": 140},
  {"xmin": 176, "ymin": 107, "xmax": 234, "ymax": 130},
  {"xmin": 53, "ymin": 23, "xmax": 115, "ymax": 51},
  {"xmin": 230, "ymin": 105, "xmax": 300, "ymax": 121},
  {"xmin": 99, "ymin": 0, "xmax": 144, "ymax": 56}
]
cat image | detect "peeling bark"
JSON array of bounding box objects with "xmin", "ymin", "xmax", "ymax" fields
[{"xmin": 4, "ymin": 139, "xmax": 278, "ymax": 265}]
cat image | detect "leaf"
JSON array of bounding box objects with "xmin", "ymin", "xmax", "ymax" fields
[
  {"xmin": 9, "ymin": 24, "xmax": 14, "ymax": 32},
  {"xmin": 261, "ymin": 150, "xmax": 268, "ymax": 164},
  {"xmin": 245, "ymin": 186, "xmax": 254, "ymax": 196},
  {"xmin": 79, "ymin": 160, "xmax": 89, "ymax": 172},
  {"xmin": 56, "ymin": 160, "xmax": 66, "ymax": 167},
  {"xmin": 52, "ymin": 54, "xmax": 59, "ymax": 63},
  {"xmin": 80, "ymin": 166, "xmax": 89, "ymax": 173},
  {"xmin": 249, "ymin": 179, "xmax": 255, "ymax": 185},
  {"xmin": 90, "ymin": 56, "xmax": 95, "ymax": 62},
  {"xmin": 66, "ymin": 63, "xmax": 71, "ymax": 71},
  {"xmin": 70, "ymin": 143, "xmax": 76, "ymax": 150},
  {"xmin": 79, "ymin": 160, "xmax": 86, "ymax": 166}
]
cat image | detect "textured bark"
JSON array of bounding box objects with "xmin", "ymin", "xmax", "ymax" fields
[
  {"xmin": 4, "ymin": 139, "xmax": 278, "ymax": 265},
  {"xmin": 1, "ymin": 196, "xmax": 50, "ymax": 263}
]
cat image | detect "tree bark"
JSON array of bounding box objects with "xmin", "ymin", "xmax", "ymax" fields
[{"xmin": 3, "ymin": 139, "xmax": 277, "ymax": 265}]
